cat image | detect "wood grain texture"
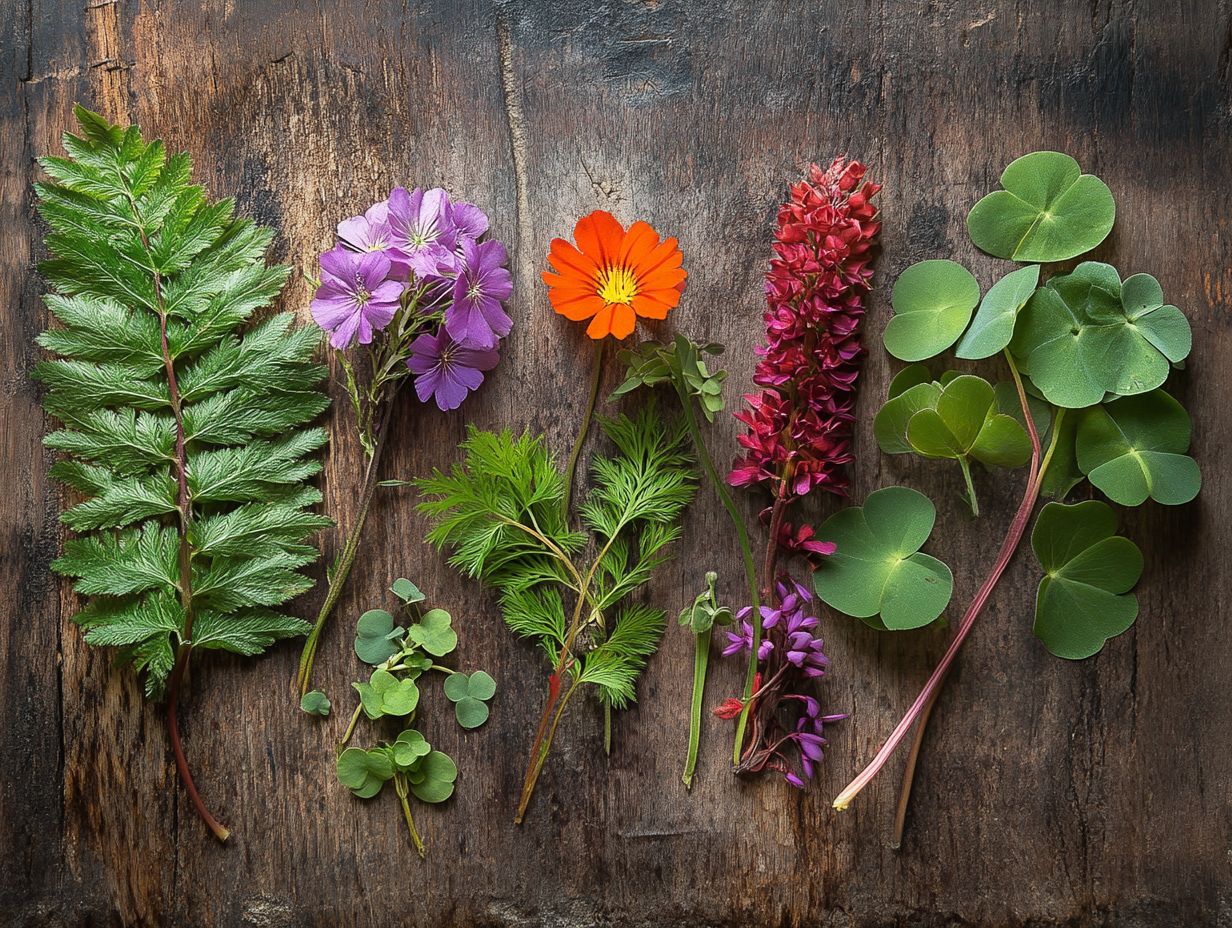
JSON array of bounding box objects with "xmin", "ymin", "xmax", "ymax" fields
[{"xmin": 2, "ymin": 1, "xmax": 1229, "ymax": 925}]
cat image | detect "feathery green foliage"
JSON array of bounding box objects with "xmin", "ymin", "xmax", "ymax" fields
[
  {"xmin": 36, "ymin": 107, "xmax": 330, "ymax": 700},
  {"xmin": 417, "ymin": 402, "xmax": 696, "ymax": 711}
]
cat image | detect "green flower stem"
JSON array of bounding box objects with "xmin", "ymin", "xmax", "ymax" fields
[
  {"xmin": 836, "ymin": 353, "xmax": 1051, "ymax": 816},
  {"xmin": 666, "ymin": 368, "xmax": 762, "ymax": 767},
  {"xmin": 429, "ymin": 664, "xmax": 457, "ymax": 675},
  {"xmin": 394, "ymin": 773, "xmax": 426, "ymax": 858},
  {"xmin": 957, "ymin": 457, "xmax": 979, "ymax": 517},
  {"xmin": 562, "ymin": 338, "xmax": 605, "ymax": 519},
  {"xmin": 297, "ymin": 390, "xmax": 398, "ymax": 698},
  {"xmin": 337, "ymin": 703, "xmax": 363, "ymax": 750},
  {"xmin": 682, "ymin": 630, "xmax": 709, "ymax": 789}
]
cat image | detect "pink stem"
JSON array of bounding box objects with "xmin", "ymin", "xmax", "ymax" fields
[{"xmin": 833, "ymin": 361, "xmax": 1042, "ymax": 811}]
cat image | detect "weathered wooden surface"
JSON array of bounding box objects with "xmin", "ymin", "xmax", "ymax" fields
[{"xmin": 3, "ymin": 1, "xmax": 1229, "ymax": 925}]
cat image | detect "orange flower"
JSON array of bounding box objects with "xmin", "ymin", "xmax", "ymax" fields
[{"xmin": 542, "ymin": 210, "xmax": 686, "ymax": 340}]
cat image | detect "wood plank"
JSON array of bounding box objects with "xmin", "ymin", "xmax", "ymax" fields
[{"xmin": 3, "ymin": 0, "xmax": 1229, "ymax": 924}]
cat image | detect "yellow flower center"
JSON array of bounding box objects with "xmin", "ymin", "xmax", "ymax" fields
[{"xmin": 597, "ymin": 265, "xmax": 638, "ymax": 305}]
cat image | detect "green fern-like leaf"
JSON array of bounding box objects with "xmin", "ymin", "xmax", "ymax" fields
[{"xmin": 36, "ymin": 107, "xmax": 330, "ymax": 699}]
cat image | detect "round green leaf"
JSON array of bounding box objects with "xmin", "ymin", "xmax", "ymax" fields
[
  {"xmin": 955, "ymin": 264, "xmax": 1041, "ymax": 360},
  {"xmin": 1076, "ymin": 390, "xmax": 1200, "ymax": 506},
  {"xmin": 354, "ymin": 609, "xmax": 400, "ymax": 665},
  {"xmin": 905, "ymin": 375, "xmax": 1030, "ymax": 469},
  {"xmin": 466, "ymin": 669, "xmax": 497, "ymax": 701},
  {"xmin": 967, "ymin": 151, "xmax": 1115, "ymax": 262},
  {"xmin": 813, "ymin": 486, "xmax": 953, "ymax": 630},
  {"xmin": 1011, "ymin": 264, "xmax": 1191, "ymax": 408},
  {"xmin": 884, "ymin": 260, "xmax": 980, "ymax": 362},
  {"xmin": 392, "ymin": 729, "xmax": 431, "ymax": 768},
  {"xmin": 390, "ymin": 577, "xmax": 426, "ymax": 604},
  {"xmin": 887, "ymin": 363, "xmax": 933, "ymax": 399},
  {"xmin": 875, "ymin": 382, "xmax": 942, "ymax": 455},
  {"xmin": 455, "ymin": 696, "xmax": 490, "ymax": 729},
  {"xmin": 336, "ymin": 746, "xmax": 394, "ymax": 798},
  {"xmin": 442, "ymin": 672, "xmax": 470, "ymax": 702},
  {"xmin": 299, "ymin": 690, "xmax": 331, "ymax": 717},
  {"xmin": 409, "ymin": 751, "xmax": 458, "ymax": 803},
  {"xmin": 1031, "ymin": 501, "xmax": 1143, "ymax": 659},
  {"xmin": 408, "ymin": 608, "xmax": 458, "ymax": 657}
]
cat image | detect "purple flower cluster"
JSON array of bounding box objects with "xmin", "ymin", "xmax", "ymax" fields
[
  {"xmin": 722, "ymin": 576, "xmax": 845, "ymax": 788},
  {"xmin": 311, "ymin": 186, "xmax": 513, "ymax": 411}
]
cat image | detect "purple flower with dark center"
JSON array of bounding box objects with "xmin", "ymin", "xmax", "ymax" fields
[
  {"xmin": 387, "ymin": 187, "xmax": 457, "ymax": 280},
  {"xmin": 446, "ymin": 238, "xmax": 514, "ymax": 349},
  {"xmin": 407, "ymin": 327, "xmax": 499, "ymax": 411},
  {"xmin": 310, "ymin": 247, "xmax": 403, "ymax": 349}
]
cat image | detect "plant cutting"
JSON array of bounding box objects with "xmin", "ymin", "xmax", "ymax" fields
[
  {"xmin": 416, "ymin": 403, "xmax": 696, "ymax": 821},
  {"xmin": 676, "ymin": 572, "xmax": 733, "ymax": 788},
  {"xmin": 823, "ymin": 152, "xmax": 1200, "ymax": 839},
  {"xmin": 296, "ymin": 187, "xmax": 513, "ymax": 699},
  {"xmin": 334, "ymin": 578, "xmax": 493, "ymax": 856},
  {"xmin": 35, "ymin": 107, "xmax": 331, "ymax": 840}
]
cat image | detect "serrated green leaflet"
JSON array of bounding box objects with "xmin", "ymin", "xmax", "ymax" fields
[
  {"xmin": 884, "ymin": 260, "xmax": 980, "ymax": 361},
  {"xmin": 407, "ymin": 608, "xmax": 457, "ymax": 657},
  {"xmin": 966, "ymin": 151, "xmax": 1115, "ymax": 262},
  {"xmin": 1010, "ymin": 263, "xmax": 1191, "ymax": 409},
  {"xmin": 813, "ymin": 486, "xmax": 953, "ymax": 630},
  {"xmin": 1076, "ymin": 390, "xmax": 1200, "ymax": 506},
  {"xmin": 955, "ymin": 265, "xmax": 1040, "ymax": 360},
  {"xmin": 1032, "ymin": 501, "xmax": 1142, "ymax": 659},
  {"xmin": 354, "ymin": 609, "xmax": 401, "ymax": 665},
  {"xmin": 36, "ymin": 108, "xmax": 327, "ymax": 710}
]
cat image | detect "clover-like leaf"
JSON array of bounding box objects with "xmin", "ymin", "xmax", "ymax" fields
[
  {"xmin": 355, "ymin": 608, "xmax": 401, "ymax": 665},
  {"xmin": 967, "ymin": 151, "xmax": 1115, "ymax": 262},
  {"xmin": 1076, "ymin": 390, "xmax": 1200, "ymax": 506},
  {"xmin": 1037, "ymin": 411, "xmax": 1084, "ymax": 499},
  {"xmin": 883, "ymin": 260, "xmax": 980, "ymax": 361},
  {"xmin": 454, "ymin": 697, "xmax": 490, "ymax": 729},
  {"xmin": 355, "ymin": 668, "xmax": 419, "ymax": 719},
  {"xmin": 391, "ymin": 728, "xmax": 431, "ymax": 769},
  {"xmin": 407, "ymin": 608, "xmax": 458, "ymax": 657},
  {"xmin": 336, "ymin": 746, "xmax": 394, "ymax": 799},
  {"xmin": 299, "ymin": 690, "xmax": 331, "ymax": 717},
  {"xmin": 390, "ymin": 577, "xmax": 426, "ymax": 605},
  {"xmin": 1032, "ymin": 500, "xmax": 1143, "ymax": 659},
  {"xmin": 887, "ymin": 363, "xmax": 933, "ymax": 399},
  {"xmin": 409, "ymin": 750, "xmax": 458, "ymax": 803},
  {"xmin": 443, "ymin": 672, "xmax": 471, "ymax": 702},
  {"xmin": 955, "ymin": 264, "xmax": 1040, "ymax": 360},
  {"xmin": 875, "ymin": 382, "xmax": 942, "ymax": 455},
  {"xmin": 813, "ymin": 486, "xmax": 953, "ymax": 630},
  {"xmin": 466, "ymin": 670, "xmax": 497, "ymax": 700},
  {"xmin": 1010, "ymin": 263, "xmax": 1191, "ymax": 409}
]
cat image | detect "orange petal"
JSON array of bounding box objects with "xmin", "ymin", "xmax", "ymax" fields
[
  {"xmin": 632, "ymin": 293, "xmax": 673, "ymax": 320},
  {"xmin": 640, "ymin": 286, "xmax": 683, "ymax": 309},
  {"xmin": 619, "ymin": 220, "xmax": 661, "ymax": 268},
  {"xmin": 553, "ymin": 293, "xmax": 605, "ymax": 322},
  {"xmin": 632, "ymin": 237, "xmax": 683, "ymax": 280},
  {"xmin": 548, "ymin": 238, "xmax": 599, "ymax": 282},
  {"xmin": 586, "ymin": 303, "xmax": 615, "ymax": 339},
  {"xmin": 574, "ymin": 211, "xmax": 626, "ymax": 268},
  {"xmin": 639, "ymin": 265, "xmax": 687, "ymax": 291},
  {"xmin": 542, "ymin": 271, "xmax": 598, "ymax": 294},
  {"xmin": 609, "ymin": 303, "xmax": 636, "ymax": 339}
]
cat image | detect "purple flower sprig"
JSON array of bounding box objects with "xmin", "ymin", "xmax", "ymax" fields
[
  {"xmin": 719, "ymin": 576, "xmax": 846, "ymax": 788},
  {"xmin": 297, "ymin": 186, "xmax": 513, "ymax": 698}
]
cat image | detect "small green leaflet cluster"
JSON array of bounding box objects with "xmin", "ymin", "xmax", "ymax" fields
[
  {"xmin": 37, "ymin": 107, "xmax": 329, "ymax": 697},
  {"xmin": 818, "ymin": 150, "xmax": 1200, "ymax": 658},
  {"xmin": 331, "ymin": 579, "xmax": 493, "ymax": 856},
  {"xmin": 612, "ymin": 336, "xmax": 728, "ymax": 422},
  {"xmin": 417, "ymin": 402, "xmax": 697, "ymax": 714}
]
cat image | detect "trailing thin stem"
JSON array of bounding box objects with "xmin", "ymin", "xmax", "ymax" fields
[
  {"xmin": 515, "ymin": 676, "xmax": 582, "ymax": 823},
  {"xmin": 834, "ymin": 353, "xmax": 1047, "ymax": 814},
  {"xmin": 394, "ymin": 774, "xmax": 426, "ymax": 858},
  {"xmin": 297, "ymin": 393, "xmax": 398, "ymax": 697}
]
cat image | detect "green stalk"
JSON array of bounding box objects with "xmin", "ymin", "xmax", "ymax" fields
[
  {"xmin": 562, "ymin": 338, "xmax": 605, "ymax": 518},
  {"xmin": 394, "ymin": 773, "xmax": 426, "ymax": 858},
  {"xmin": 682, "ymin": 630, "xmax": 709, "ymax": 789},
  {"xmin": 667, "ymin": 368, "xmax": 762, "ymax": 766}
]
